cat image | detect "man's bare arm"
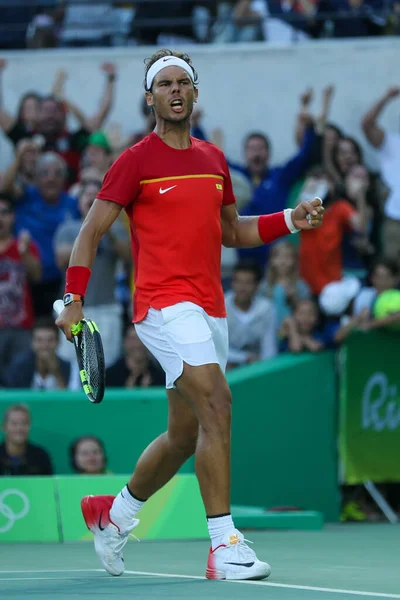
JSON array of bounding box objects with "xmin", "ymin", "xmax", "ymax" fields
[
  {"xmin": 69, "ymin": 199, "xmax": 122, "ymax": 267},
  {"xmin": 56, "ymin": 199, "xmax": 123, "ymax": 340},
  {"xmin": 221, "ymin": 198, "xmax": 323, "ymax": 248},
  {"xmin": 361, "ymin": 88, "xmax": 400, "ymax": 149}
]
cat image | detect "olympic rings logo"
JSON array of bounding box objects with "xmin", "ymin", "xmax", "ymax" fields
[{"xmin": 0, "ymin": 489, "xmax": 30, "ymax": 533}]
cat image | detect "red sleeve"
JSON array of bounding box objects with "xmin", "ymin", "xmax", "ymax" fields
[
  {"xmin": 97, "ymin": 148, "xmax": 141, "ymax": 207},
  {"xmin": 220, "ymin": 151, "xmax": 236, "ymax": 206}
]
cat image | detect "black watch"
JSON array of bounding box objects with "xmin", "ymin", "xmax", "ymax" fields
[{"xmin": 63, "ymin": 293, "xmax": 84, "ymax": 307}]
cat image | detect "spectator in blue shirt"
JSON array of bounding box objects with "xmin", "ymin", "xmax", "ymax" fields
[
  {"xmin": 317, "ymin": 0, "xmax": 387, "ymax": 38},
  {"xmin": 230, "ymin": 121, "xmax": 316, "ymax": 267},
  {"xmin": 11, "ymin": 152, "xmax": 78, "ymax": 317}
]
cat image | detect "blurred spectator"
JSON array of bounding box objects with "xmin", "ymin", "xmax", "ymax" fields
[
  {"xmin": 51, "ymin": 63, "xmax": 117, "ymax": 135},
  {"xmin": 317, "ymin": 0, "xmax": 387, "ymax": 38},
  {"xmin": 129, "ymin": 96, "xmax": 157, "ymax": 147},
  {"xmin": 264, "ymin": 0, "xmax": 318, "ymax": 41},
  {"xmin": 106, "ymin": 327, "xmax": 165, "ymax": 387},
  {"xmin": 298, "ymin": 166, "xmax": 368, "ymax": 294},
  {"xmin": 6, "ymin": 317, "xmax": 72, "ymax": 389},
  {"xmin": 362, "ymin": 87, "xmax": 400, "ymax": 266},
  {"xmin": 319, "ymin": 277, "xmax": 369, "ymax": 345},
  {"xmin": 36, "ymin": 96, "xmax": 89, "ymax": 183},
  {"xmin": 0, "ymin": 194, "xmax": 41, "ymax": 384},
  {"xmin": 1, "ymin": 138, "xmax": 42, "ymax": 192},
  {"xmin": 82, "ymin": 131, "xmax": 112, "ymax": 177},
  {"xmin": 225, "ymin": 261, "xmax": 277, "ymax": 368},
  {"xmin": 6, "ymin": 152, "xmax": 78, "ymax": 317},
  {"xmin": 0, "ymin": 59, "xmax": 41, "ymax": 145},
  {"xmin": 354, "ymin": 258, "xmax": 400, "ymax": 315},
  {"xmin": 132, "ymin": 1, "xmax": 200, "ymax": 45},
  {"xmin": 60, "ymin": 2, "xmax": 118, "ymax": 47},
  {"xmin": 191, "ymin": 106, "xmax": 208, "ymax": 141},
  {"xmin": 55, "ymin": 180, "xmax": 130, "ymax": 367},
  {"xmin": 328, "ymin": 136, "xmax": 363, "ymax": 189},
  {"xmin": 231, "ymin": 118, "xmax": 316, "ymax": 267},
  {"xmin": 295, "ymin": 85, "xmax": 342, "ymax": 169},
  {"xmin": 260, "ymin": 240, "xmax": 311, "ymax": 330},
  {"xmin": 212, "ymin": 0, "xmax": 265, "ymax": 43},
  {"xmin": 341, "ymin": 164, "xmax": 377, "ymax": 276},
  {"xmin": 0, "ymin": 404, "xmax": 53, "ymax": 476},
  {"xmin": 279, "ymin": 298, "xmax": 324, "ymax": 353},
  {"xmin": 69, "ymin": 436, "xmax": 109, "ymax": 475}
]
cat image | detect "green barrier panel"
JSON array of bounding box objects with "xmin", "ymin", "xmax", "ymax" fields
[
  {"xmin": 0, "ymin": 351, "xmax": 339, "ymax": 521},
  {"xmin": 56, "ymin": 474, "xmax": 207, "ymax": 541},
  {"xmin": 228, "ymin": 352, "xmax": 340, "ymax": 521},
  {"xmin": 339, "ymin": 331, "xmax": 400, "ymax": 485},
  {"xmin": 0, "ymin": 477, "xmax": 59, "ymax": 542},
  {"xmin": 0, "ymin": 388, "xmax": 194, "ymax": 476}
]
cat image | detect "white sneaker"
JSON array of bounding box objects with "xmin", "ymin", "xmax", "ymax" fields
[
  {"xmin": 81, "ymin": 495, "xmax": 139, "ymax": 576},
  {"xmin": 206, "ymin": 530, "xmax": 271, "ymax": 580}
]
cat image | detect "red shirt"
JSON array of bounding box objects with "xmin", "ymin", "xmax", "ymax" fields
[
  {"xmin": 97, "ymin": 133, "xmax": 236, "ymax": 322},
  {"xmin": 299, "ymin": 199, "xmax": 356, "ymax": 294},
  {"xmin": 0, "ymin": 239, "xmax": 40, "ymax": 328}
]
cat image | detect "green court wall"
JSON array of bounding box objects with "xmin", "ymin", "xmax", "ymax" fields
[{"xmin": 0, "ymin": 352, "xmax": 339, "ymax": 521}]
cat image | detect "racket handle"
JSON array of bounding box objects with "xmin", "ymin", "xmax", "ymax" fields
[{"xmin": 53, "ymin": 299, "xmax": 64, "ymax": 316}]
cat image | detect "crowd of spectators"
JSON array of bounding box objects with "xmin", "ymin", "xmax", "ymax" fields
[
  {"xmin": 1, "ymin": 1, "xmax": 400, "ymax": 50},
  {"xmin": 1, "ymin": 55, "xmax": 400, "ymax": 389},
  {"xmin": 1, "ymin": 40, "xmax": 400, "ymax": 519}
]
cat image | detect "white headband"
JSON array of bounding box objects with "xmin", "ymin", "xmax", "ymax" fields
[{"xmin": 146, "ymin": 56, "xmax": 195, "ymax": 90}]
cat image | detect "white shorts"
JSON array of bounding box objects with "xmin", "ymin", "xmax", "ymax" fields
[{"xmin": 135, "ymin": 302, "xmax": 229, "ymax": 389}]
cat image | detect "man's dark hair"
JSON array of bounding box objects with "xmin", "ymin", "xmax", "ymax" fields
[
  {"xmin": 306, "ymin": 165, "xmax": 335, "ymax": 184},
  {"xmin": 244, "ymin": 132, "xmax": 271, "ymax": 152},
  {"xmin": 33, "ymin": 316, "xmax": 59, "ymax": 336},
  {"xmin": 233, "ymin": 260, "xmax": 263, "ymax": 283},
  {"xmin": 333, "ymin": 136, "xmax": 364, "ymax": 175},
  {"xmin": 0, "ymin": 193, "xmax": 14, "ymax": 211},
  {"xmin": 143, "ymin": 48, "xmax": 199, "ymax": 91},
  {"xmin": 325, "ymin": 123, "xmax": 343, "ymax": 138},
  {"xmin": 17, "ymin": 92, "xmax": 42, "ymax": 123},
  {"xmin": 370, "ymin": 257, "xmax": 400, "ymax": 279}
]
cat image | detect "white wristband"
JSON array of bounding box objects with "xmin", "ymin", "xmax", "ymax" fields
[{"xmin": 284, "ymin": 209, "xmax": 300, "ymax": 234}]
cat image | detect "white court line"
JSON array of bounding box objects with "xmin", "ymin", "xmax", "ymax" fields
[
  {"xmin": 121, "ymin": 570, "xmax": 400, "ymax": 599},
  {"xmin": 1, "ymin": 569, "xmax": 399, "ymax": 599}
]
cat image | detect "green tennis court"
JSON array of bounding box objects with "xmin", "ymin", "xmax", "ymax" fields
[{"xmin": 1, "ymin": 524, "xmax": 399, "ymax": 599}]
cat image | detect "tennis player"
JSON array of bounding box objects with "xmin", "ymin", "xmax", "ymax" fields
[{"xmin": 56, "ymin": 49, "xmax": 324, "ymax": 581}]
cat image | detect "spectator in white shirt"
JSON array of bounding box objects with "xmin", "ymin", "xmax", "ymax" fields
[
  {"xmin": 225, "ymin": 261, "xmax": 277, "ymax": 369},
  {"xmin": 361, "ymin": 88, "xmax": 400, "ymax": 265}
]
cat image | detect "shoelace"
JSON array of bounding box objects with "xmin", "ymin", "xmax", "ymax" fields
[
  {"xmin": 229, "ymin": 537, "xmax": 256, "ymax": 562},
  {"xmin": 114, "ymin": 530, "xmax": 140, "ymax": 554}
]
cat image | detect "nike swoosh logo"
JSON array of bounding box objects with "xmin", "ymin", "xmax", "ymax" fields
[
  {"xmin": 98, "ymin": 510, "xmax": 105, "ymax": 531},
  {"xmin": 224, "ymin": 562, "xmax": 255, "ymax": 567},
  {"xmin": 159, "ymin": 186, "xmax": 177, "ymax": 195},
  {"xmin": 163, "ymin": 57, "xmax": 173, "ymax": 62}
]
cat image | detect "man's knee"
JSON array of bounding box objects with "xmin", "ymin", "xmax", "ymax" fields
[
  {"xmin": 168, "ymin": 422, "xmax": 198, "ymax": 456},
  {"xmin": 180, "ymin": 364, "xmax": 232, "ymax": 430}
]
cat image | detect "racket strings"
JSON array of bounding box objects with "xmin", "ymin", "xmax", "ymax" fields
[{"xmin": 81, "ymin": 327, "xmax": 101, "ymax": 396}]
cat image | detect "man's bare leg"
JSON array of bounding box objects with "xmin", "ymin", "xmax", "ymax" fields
[
  {"xmin": 175, "ymin": 363, "xmax": 232, "ymax": 516},
  {"xmin": 127, "ymin": 387, "xmax": 198, "ymax": 499}
]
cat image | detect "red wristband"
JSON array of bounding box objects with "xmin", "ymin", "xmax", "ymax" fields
[
  {"xmin": 257, "ymin": 212, "xmax": 289, "ymax": 245},
  {"xmin": 65, "ymin": 266, "xmax": 91, "ymax": 297}
]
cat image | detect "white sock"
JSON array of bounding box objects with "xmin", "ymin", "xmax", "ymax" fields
[
  {"xmin": 207, "ymin": 514, "xmax": 235, "ymax": 550},
  {"xmin": 110, "ymin": 485, "xmax": 145, "ymax": 529}
]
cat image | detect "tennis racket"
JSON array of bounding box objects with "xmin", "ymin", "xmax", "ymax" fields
[{"xmin": 53, "ymin": 300, "xmax": 105, "ymax": 404}]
